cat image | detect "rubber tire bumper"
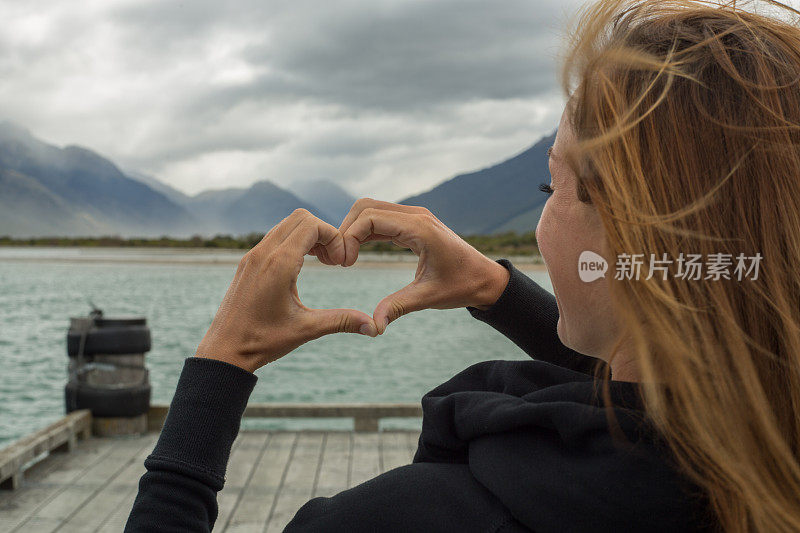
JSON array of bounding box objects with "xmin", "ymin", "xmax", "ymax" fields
[
  {"xmin": 67, "ymin": 325, "xmax": 151, "ymax": 357},
  {"xmin": 64, "ymin": 382, "xmax": 151, "ymax": 417}
]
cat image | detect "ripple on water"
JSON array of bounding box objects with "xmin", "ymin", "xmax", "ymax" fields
[{"xmin": 0, "ymin": 255, "xmax": 550, "ymax": 446}]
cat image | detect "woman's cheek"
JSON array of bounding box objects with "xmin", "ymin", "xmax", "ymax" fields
[
  {"xmin": 535, "ymin": 204, "xmax": 553, "ymax": 268},
  {"xmin": 537, "ymin": 202, "xmax": 572, "ymax": 279}
]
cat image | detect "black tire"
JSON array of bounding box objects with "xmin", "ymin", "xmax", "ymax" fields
[
  {"xmin": 94, "ymin": 317, "xmax": 146, "ymax": 328},
  {"xmin": 67, "ymin": 325, "xmax": 151, "ymax": 357},
  {"xmin": 64, "ymin": 381, "xmax": 151, "ymax": 417}
]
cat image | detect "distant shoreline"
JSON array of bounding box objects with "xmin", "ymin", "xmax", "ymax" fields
[
  {"xmin": 0, "ymin": 246, "xmax": 547, "ymax": 270},
  {"xmin": 0, "ymin": 230, "xmax": 540, "ymax": 259},
  {"xmin": 0, "ymin": 258, "xmax": 548, "ymax": 269}
]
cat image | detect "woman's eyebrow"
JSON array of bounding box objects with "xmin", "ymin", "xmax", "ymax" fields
[{"xmin": 546, "ymin": 145, "xmax": 554, "ymax": 158}]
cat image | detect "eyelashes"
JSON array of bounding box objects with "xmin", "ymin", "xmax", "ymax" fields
[{"xmin": 538, "ymin": 182, "xmax": 554, "ymax": 195}]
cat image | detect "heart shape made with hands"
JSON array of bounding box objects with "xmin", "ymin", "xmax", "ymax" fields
[
  {"xmin": 302, "ymin": 199, "xmax": 496, "ymax": 338},
  {"xmin": 300, "ymin": 198, "xmax": 508, "ymax": 335},
  {"xmin": 285, "ymin": 208, "xmax": 427, "ymax": 339},
  {"xmin": 196, "ymin": 202, "xmax": 505, "ymax": 372},
  {"xmin": 305, "ymin": 228, "xmax": 408, "ymax": 337}
]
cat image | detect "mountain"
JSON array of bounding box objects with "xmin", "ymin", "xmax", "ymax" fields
[
  {"xmin": 397, "ymin": 131, "xmax": 556, "ymax": 235},
  {"xmin": 221, "ymin": 181, "xmax": 330, "ymax": 235},
  {"xmin": 181, "ymin": 188, "xmax": 247, "ymax": 235},
  {"xmin": 0, "ymin": 119, "xmax": 558, "ymax": 239},
  {"xmin": 136, "ymin": 178, "xmax": 336, "ymax": 236},
  {"xmin": 287, "ymin": 179, "xmax": 356, "ymax": 225},
  {"xmin": 490, "ymin": 203, "xmax": 547, "ymax": 235},
  {"xmin": 0, "ymin": 168, "xmax": 105, "ymax": 237},
  {"xmin": 0, "ymin": 122, "xmax": 197, "ymax": 238},
  {"xmin": 125, "ymin": 170, "xmax": 192, "ymax": 206}
]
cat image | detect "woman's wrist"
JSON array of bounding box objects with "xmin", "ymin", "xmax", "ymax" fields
[
  {"xmin": 194, "ymin": 352, "xmax": 257, "ymax": 373},
  {"xmin": 194, "ymin": 333, "xmax": 259, "ymax": 373},
  {"xmin": 471, "ymin": 260, "xmax": 511, "ymax": 311}
]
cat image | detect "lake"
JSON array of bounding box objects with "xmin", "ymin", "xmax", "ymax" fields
[{"xmin": 0, "ymin": 247, "xmax": 552, "ymax": 447}]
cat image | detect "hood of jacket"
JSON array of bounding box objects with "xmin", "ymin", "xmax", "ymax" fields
[{"xmin": 412, "ymin": 358, "xmax": 714, "ymax": 532}]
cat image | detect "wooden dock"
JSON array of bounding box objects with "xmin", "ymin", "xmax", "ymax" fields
[{"xmin": 0, "ymin": 405, "xmax": 422, "ymax": 532}]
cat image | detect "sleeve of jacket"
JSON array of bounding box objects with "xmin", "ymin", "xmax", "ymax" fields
[
  {"xmin": 123, "ymin": 356, "xmax": 258, "ymax": 533},
  {"xmin": 465, "ymin": 258, "xmax": 608, "ymax": 376}
]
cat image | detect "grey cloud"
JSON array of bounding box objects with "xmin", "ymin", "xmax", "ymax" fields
[
  {"xmin": 252, "ymin": 0, "xmax": 565, "ymax": 111},
  {"xmin": 114, "ymin": 0, "xmax": 567, "ymax": 114},
  {"xmin": 120, "ymin": 125, "xmax": 287, "ymax": 169},
  {"xmin": 297, "ymin": 131, "xmax": 400, "ymax": 159},
  {"xmin": 0, "ymin": 0, "xmax": 578, "ymax": 198}
]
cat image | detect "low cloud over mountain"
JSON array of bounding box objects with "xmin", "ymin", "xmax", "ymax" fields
[{"xmin": 0, "ymin": 121, "xmax": 554, "ymax": 238}]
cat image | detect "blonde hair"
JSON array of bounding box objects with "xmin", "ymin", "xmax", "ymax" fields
[{"xmin": 559, "ymin": 0, "xmax": 800, "ymax": 530}]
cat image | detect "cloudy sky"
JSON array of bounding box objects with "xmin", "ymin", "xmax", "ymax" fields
[{"xmin": 0, "ymin": 0, "xmax": 583, "ymax": 201}]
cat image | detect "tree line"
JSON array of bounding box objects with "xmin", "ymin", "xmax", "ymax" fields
[{"xmin": 0, "ymin": 230, "xmax": 540, "ymax": 256}]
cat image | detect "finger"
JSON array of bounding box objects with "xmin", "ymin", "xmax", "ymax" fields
[
  {"xmin": 341, "ymin": 208, "xmax": 428, "ymax": 267},
  {"xmin": 304, "ymin": 307, "xmax": 378, "ymax": 338},
  {"xmin": 283, "ymin": 214, "xmax": 347, "ymax": 266},
  {"xmin": 252, "ymin": 208, "xmax": 312, "ymax": 256},
  {"xmin": 308, "ymin": 243, "xmax": 336, "ymax": 265},
  {"xmin": 322, "ymin": 246, "xmax": 340, "ymax": 265},
  {"xmin": 372, "ymin": 281, "xmax": 432, "ymax": 335},
  {"xmin": 317, "ymin": 246, "xmax": 334, "ymax": 265},
  {"xmin": 339, "ymin": 198, "xmax": 431, "ymax": 236},
  {"xmin": 359, "ymin": 234, "xmax": 394, "ymax": 243}
]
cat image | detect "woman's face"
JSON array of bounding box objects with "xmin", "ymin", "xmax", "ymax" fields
[{"xmin": 535, "ymin": 108, "xmax": 624, "ymax": 362}]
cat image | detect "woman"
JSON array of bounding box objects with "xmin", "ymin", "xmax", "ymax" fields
[{"xmin": 125, "ymin": 0, "xmax": 800, "ymax": 531}]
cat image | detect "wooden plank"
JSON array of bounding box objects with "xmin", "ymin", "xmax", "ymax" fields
[
  {"xmin": 213, "ymin": 432, "xmax": 262, "ymax": 531},
  {"xmin": 13, "ymin": 516, "xmax": 62, "ymax": 532},
  {"xmin": 222, "ymin": 432, "xmax": 270, "ymax": 491},
  {"xmin": 58, "ymin": 433, "xmax": 158, "ymax": 532},
  {"xmin": 93, "ymin": 460, "xmax": 161, "ymax": 531},
  {"xmin": 380, "ymin": 431, "xmax": 412, "ymax": 472},
  {"xmin": 0, "ymin": 434, "xmax": 103, "ymax": 489},
  {"xmin": 16, "ymin": 435, "xmax": 153, "ymax": 530},
  {"xmin": 0, "ymin": 437, "xmax": 113, "ymax": 532},
  {"xmin": 349, "ymin": 433, "xmax": 381, "ymax": 488},
  {"xmin": 0, "ymin": 410, "xmax": 92, "ymax": 490},
  {"xmin": 107, "ymin": 433, "xmax": 162, "ymax": 488},
  {"xmin": 313, "ymin": 432, "xmax": 351, "ymax": 498},
  {"xmin": 94, "ymin": 485, "xmax": 141, "ymax": 533},
  {"xmin": 215, "ymin": 488, "xmax": 243, "ymax": 532},
  {"xmin": 2, "ymin": 428, "xmax": 423, "ymax": 533},
  {"xmin": 27, "ymin": 435, "xmax": 151, "ymax": 531},
  {"xmin": 97, "ymin": 432, "xmax": 250, "ymax": 533},
  {"xmin": 264, "ymin": 432, "xmax": 324, "ymax": 533},
  {"xmin": 98, "ymin": 433, "xmax": 263, "ymax": 533},
  {"xmin": 222, "ymin": 432, "xmax": 295, "ymax": 532},
  {"xmin": 97, "ymin": 433, "xmax": 246, "ymax": 533},
  {"xmin": 1, "ymin": 486, "xmax": 63, "ymax": 532}
]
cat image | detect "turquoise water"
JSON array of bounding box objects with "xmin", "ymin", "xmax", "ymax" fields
[{"xmin": 0, "ymin": 248, "xmax": 552, "ymax": 447}]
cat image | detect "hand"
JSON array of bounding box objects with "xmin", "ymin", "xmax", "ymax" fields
[
  {"xmin": 195, "ymin": 209, "xmax": 379, "ymax": 373},
  {"xmin": 337, "ymin": 198, "xmax": 511, "ymax": 335}
]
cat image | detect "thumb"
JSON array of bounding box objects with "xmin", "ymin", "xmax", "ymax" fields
[
  {"xmin": 306, "ymin": 308, "xmax": 379, "ymax": 338},
  {"xmin": 373, "ymin": 282, "xmax": 430, "ymax": 335}
]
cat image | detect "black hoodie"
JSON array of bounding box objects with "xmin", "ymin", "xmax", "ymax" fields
[{"xmin": 125, "ymin": 258, "xmax": 715, "ymax": 532}]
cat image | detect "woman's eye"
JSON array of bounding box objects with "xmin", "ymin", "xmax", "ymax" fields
[{"xmin": 538, "ymin": 182, "xmax": 554, "ymax": 195}]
